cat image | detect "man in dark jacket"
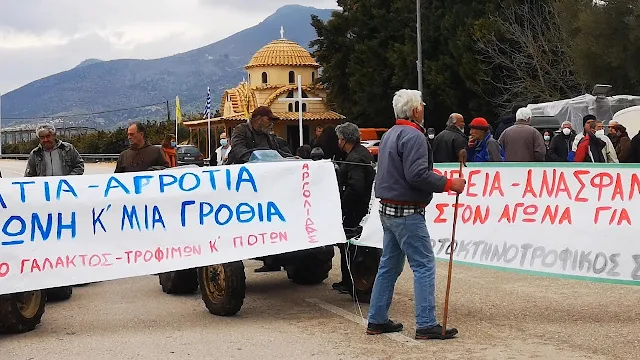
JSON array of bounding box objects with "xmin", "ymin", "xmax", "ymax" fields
[
  {"xmin": 547, "ymin": 121, "xmax": 576, "ymax": 162},
  {"xmin": 115, "ymin": 122, "xmax": 169, "ymax": 173},
  {"xmin": 226, "ymin": 106, "xmax": 292, "ymax": 165},
  {"xmin": 367, "ymin": 89, "xmax": 465, "ymax": 340},
  {"xmin": 431, "ymin": 113, "xmax": 467, "ymax": 163},
  {"xmin": 630, "ymin": 131, "xmax": 640, "ymax": 163},
  {"xmin": 332, "ymin": 122, "xmax": 375, "ymax": 294},
  {"xmin": 493, "ymin": 103, "xmax": 523, "ymax": 140}
]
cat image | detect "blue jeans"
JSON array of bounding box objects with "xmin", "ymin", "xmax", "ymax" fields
[{"xmin": 367, "ymin": 213, "xmax": 437, "ymax": 329}]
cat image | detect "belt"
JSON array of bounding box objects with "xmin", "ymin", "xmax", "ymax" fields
[{"xmin": 380, "ymin": 199, "xmax": 427, "ymax": 207}]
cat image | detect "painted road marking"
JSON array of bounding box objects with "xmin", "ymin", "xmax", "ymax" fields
[{"xmin": 305, "ymin": 298, "xmax": 421, "ymax": 346}]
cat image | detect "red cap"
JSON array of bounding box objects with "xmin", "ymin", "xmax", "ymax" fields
[{"xmin": 469, "ymin": 117, "xmax": 489, "ymax": 131}]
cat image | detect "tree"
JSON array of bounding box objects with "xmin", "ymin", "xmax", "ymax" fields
[{"xmin": 473, "ymin": 0, "xmax": 585, "ymax": 112}]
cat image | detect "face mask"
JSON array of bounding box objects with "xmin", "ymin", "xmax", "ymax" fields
[
  {"xmin": 170, "ymin": 141, "xmax": 177, "ymax": 147},
  {"xmin": 220, "ymin": 139, "xmax": 228, "ymax": 146},
  {"xmin": 428, "ymin": 134, "xmax": 435, "ymax": 139},
  {"xmin": 544, "ymin": 135, "xmax": 550, "ymax": 141},
  {"xmin": 562, "ymin": 128, "xmax": 571, "ymax": 136},
  {"xmin": 596, "ymin": 129, "xmax": 605, "ymax": 137}
]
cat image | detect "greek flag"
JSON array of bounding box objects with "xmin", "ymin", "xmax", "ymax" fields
[{"xmin": 203, "ymin": 87, "xmax": 212, "ymax": 119}]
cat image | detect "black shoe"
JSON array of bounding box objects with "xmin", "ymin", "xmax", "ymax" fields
[
  {"xmin": 254, "ymin": 265, "xmax": 281, "ymax": 273},
  {"xmin": 366, "ymin": 320, "xmax": 404, "ymax": 335},
  {"xmin": 415, "ymin": 324, "xmax": 458, "ymax": 340},
  {"xmin": 332, "ymin": 282, "xmax": 352, "ymax": 294}
]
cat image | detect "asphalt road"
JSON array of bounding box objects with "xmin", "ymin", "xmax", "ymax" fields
[{"xmin": 0, "ymin": 159, "xmax": 638, "ymax": 360}]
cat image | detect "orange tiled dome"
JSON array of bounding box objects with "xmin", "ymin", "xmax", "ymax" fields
[{"xmin": 245, "ymin": 39, "xmax": 320, "ymax": 69}]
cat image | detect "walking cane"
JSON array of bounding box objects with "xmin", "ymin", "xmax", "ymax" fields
[{"xmin": 441, "ymin": 149, "xmax": 467, "ymax": 337}]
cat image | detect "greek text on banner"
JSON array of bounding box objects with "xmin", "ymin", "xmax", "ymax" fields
[
  {"xmin": 0, "ymin": 160, "xmax": 346, "ymax": 295},
  {"xmin": 355, "ymin": 163, "xmax": 640, "ymax": 285}
]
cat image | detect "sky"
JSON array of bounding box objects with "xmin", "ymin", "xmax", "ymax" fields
[{"xmin": 0, "ymin": 0, "xmax": 339, "ymax": 94}]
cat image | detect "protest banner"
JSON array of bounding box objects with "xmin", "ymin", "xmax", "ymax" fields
[
  {"xmin": 355, "ymin": 163, "xmax": 640, "ymax": 285},
  {"xmin": 0, "ymin": 160, "xmax": 345, "ymax": 295}
]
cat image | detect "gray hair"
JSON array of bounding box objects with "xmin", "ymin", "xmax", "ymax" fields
[
  {"xmin": 446, "ymin": 113, "xmax": 463, "ymax": 126},
  {"xmin": 392, "ymin": 89, "xmax": 423, "ymax": 120},
  {"xmin": 516, "ymin": 107, "xmax": 532, "ymax": 122},
  {"xmin": 335, "ymin": 122, "xmax": 361, "ymax": 144},
  {"xmin": 560, "ymin": 121, "xmax": 572, "ymax": 129},
  {"xmin": 36, "ymin": 123, "xmax": 56, "ymax": 137}
]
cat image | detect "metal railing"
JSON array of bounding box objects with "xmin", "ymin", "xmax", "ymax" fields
[{"xmin": 0, "ymin": 154, "xmax": 120, "ymax": 162}]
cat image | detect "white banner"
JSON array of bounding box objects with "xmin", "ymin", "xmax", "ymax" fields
[
  {"xmin": 0, "ymin": 160, "xmax": 345, "ymax": 295},
  {"xmin": 355, "ymin": 164, "xmax": 640, "ymax": 285}
]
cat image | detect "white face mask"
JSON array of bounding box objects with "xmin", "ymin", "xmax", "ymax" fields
[
  {"xmin": 544, "ymin": 135, "xmax": 550, "ymax": 141},
  {"xmin": 428, "ymin": 134, "xmax": 435, "ymax": 139},
  {"xmin": 562, "ymin": 128, "xmax": 571, "ymax": 136},
  {"xmin": 596, "ymin": 129, "xmax": 605, "ymax": 137}
]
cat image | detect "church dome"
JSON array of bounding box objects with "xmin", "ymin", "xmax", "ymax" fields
[{"xmin": 245, "ymin": 39, "xmax": 320, "ymax": 69}]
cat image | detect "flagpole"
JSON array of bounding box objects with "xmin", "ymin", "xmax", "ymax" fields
[
  {"xmin": 297, "ymin": 75, "xmax": 303, "ymax": 146},
  {"xmin": 175, "ymin": 96, "xmax": 179, "ymax": 144}
]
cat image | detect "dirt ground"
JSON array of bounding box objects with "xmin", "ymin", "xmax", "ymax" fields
[{"xmin": 0, "ymin": 160, "xmax": 638, "ymax": 360}]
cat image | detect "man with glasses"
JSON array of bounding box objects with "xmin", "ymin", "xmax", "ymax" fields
[{"xmin": 114, "ymin": 122, "xmax": 169, "ymax": 173}]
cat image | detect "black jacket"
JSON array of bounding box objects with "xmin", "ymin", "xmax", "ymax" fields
[
  {"xmin": 339, "ymin": 144, "xmax": 375, "ymax": 223},
  {"xmin": 432, "ymin": 126, "xmax": 467, "ymax": 163},
  {"xmin": 493, "ymin": 114, "xmax": 516, "ymax": 141},
  {"xmin": 547, "ymin": 131, "xmax": 576, "ymax": 162},
  {"xmin": 630, "ymin": 131, "xmax": 640, "ymax": 163}
]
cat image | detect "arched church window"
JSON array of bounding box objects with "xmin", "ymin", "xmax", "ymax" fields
[
  {"xmin": 289, "ymin": 71, "xmax": 295, "ymax": 84},
  {"xmin": 261, "ymin": 72, "xmax": 268, "ymax": 84},
  {"xmin": 288, "ymin": 103, "xmax": 293, "ymax": 112}
]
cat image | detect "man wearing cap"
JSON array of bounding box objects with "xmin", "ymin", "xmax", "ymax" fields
[
  {"xmin": 226, "ymin": 106, "xmax": 293, "ymax": 165},
  {"xmin": 466, "ymin": 117, "xmax": 504, "ymax": 162}
]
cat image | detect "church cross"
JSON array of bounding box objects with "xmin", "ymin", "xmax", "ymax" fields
[{"xmin": 278, "ymin": 74, "xmax": 323, "ymax": 146}]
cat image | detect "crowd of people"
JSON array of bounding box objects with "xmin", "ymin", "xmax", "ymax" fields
[
  {"xmin": 430, "ymin": 106, "xmax": 640, "ymax": 164},
  {"xmin": 19, "ymin": 97, "xmax": 640, "ymax": 341}
]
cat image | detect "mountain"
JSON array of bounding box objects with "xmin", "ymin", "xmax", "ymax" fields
[{"xmin": 1, "ymin": 5, "xmax": 335, "ymax": 130}]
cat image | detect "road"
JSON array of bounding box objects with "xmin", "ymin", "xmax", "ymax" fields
[{"xmin": 0, "ymin": 159, "xmax": 638, "ymax": 360}]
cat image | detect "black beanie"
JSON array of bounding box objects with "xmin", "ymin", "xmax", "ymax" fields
[{"xmin": 583, "ymin": 114, "xmax": 596, "ymax": 126}]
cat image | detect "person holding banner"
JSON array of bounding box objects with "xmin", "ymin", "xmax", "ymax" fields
[
  {"xmin": 366, "ymin": 89, "xmax": 466, "ymax": 340},
  {"xmin": 332, "ymin": 122, "xmax": 375, "ymax": 294}
]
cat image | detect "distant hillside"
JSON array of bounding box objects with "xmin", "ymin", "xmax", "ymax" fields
[{"xmin": 1, "ymin": 5, "xmax": 335, "ymax": 129}]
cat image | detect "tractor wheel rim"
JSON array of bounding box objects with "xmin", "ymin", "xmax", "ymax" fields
[
  {"xmin": 17, "ymin": 291, "xmax": 41, "ymax": 318},
  {"xmin": 204, "ymin": 265, "xmax": 225, "ymax": 302}
]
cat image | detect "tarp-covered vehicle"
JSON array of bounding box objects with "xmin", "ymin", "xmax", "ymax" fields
[{"xmin": 158, "ymin": 151, "xmax": 335, "ymax": 316}]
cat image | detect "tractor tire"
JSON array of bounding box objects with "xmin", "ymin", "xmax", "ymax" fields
[
  {"xmin": 348, "ymin": 246, "xmax": 382, "ymax": 304},
  {"xmin": 198, "ymin": 262, "xmax": 246, "ymax": 316},
  {"xmin": 159, "ymin": 269, "xmax": 199, "ymax": 294},
  {"xmin": 0, "ymin": 291, "xmax": 46, "ymax": 334},
  {"xmin": 45, "ymin": 286, "xmax": 73, "ymax": 302},
  {"xmin": 285, "ymin": 249, "xmax": 334, "ymax": 285}
]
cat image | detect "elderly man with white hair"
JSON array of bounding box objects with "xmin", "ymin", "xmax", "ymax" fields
[
  {"xmin": 366, "ymin": 89, "xmax": 465, "ymax": 340},
  {"xmin": 498, "ymin": 107, "xmax": 546, "ymax": 162},
  {"xmin": 25, "ymin": 123, "xmax": 84, "ymax": 177}
]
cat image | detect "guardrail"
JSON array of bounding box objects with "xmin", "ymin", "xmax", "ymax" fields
[{"xmin": 0, "ymin": 154, "xmax": 120, "ymax": 162}]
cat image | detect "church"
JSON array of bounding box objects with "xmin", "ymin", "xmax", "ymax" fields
[{"xmin": 184, "ymin": 28, "xmax": 346, "ymax": 156}]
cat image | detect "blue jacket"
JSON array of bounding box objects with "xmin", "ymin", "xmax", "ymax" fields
[
  {"xmin": 467, "ymin": 132, "xmax": 505, "ymax": 162},
  {"xmin": 374, "ymin": 120, "xmax": 448, "ymax": 205}
]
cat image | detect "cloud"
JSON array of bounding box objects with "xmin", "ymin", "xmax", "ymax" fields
[{"xmin": 0, "ymin": 0, "xmax": 338, "ymax": 93}]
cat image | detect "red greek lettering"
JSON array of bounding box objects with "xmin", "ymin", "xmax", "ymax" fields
[
  {"xmin": 591, "ymin": 172, "xmax": 614, "ymax": 201},
  {"xmin": 611, "ymin": 173, "xmax": 625, "ymax": 201},
  {"xmin": 465, "ymin": 170, "xmax": 482, "ymax": 197},
  {"xmin": 434, "ymin": 203, "xmax": 448, "ymax": 223},
  {"xmin": 631, "ymin": 174, "xmax": 640, "ymax": 200},
  {"xmin": 21, "ymin": 258, "xmax": 30, "ymax": 274},
  {"xmin": 233, "ymin": 236, "xmax": 243, "ymax": 248},
  {"xmin": 183, "ymin": 246, "xmax": 192, "ymax": 257},
  {"xmin": 143, "ymin": 250, "xmax": 153, "ymax": 262},
  {"xmin": 134, "ymin": 250, "xmax": 143, "ymax": 263},
  {"xmin": 55, "ymin": 256, "xmax": 65, "ymax": 269},
  {"xmin": 30, "ymin": 259, "xmax": 42, "ymax": 273},
  {"xmin": 41, "ymin": 257, "xmax": 54, "ymax": 271},
  {"xmin": 154, "ymin": 247, "xmax": 164, "ymax": 262},
  {"xmin": 66, "ymin": 255, "xmax": 77, "ymax": 268},
  {"xmin": 124, "ymin": 251, "xmax": 133, "ymax": 264},
  {"xmin": 78, "ymin": 254, "xmax": 88, "ymax": 266},
  {"xmin": 102, "ymin": 253, "xmax": 114, "ymax": 267},
  {"xmin": 0, "ymin": 262, "xmax": 9, "ymax": 277},
  {"xmin": 170, "ymin": 247, "xmax": 182, "ymax": 258},
  {"xmin": 572, "ymin": 170, "xmax": 589, "ymax": 202},
  {"xmin": 209, "ymin": 239, "xmax": 219, "ymax": 253},
  {"xmin": 248, "ymin": 234, "xmax": 258, "ymax": 246},
  {"xmin": 192, "ymin": 245, "xmax": 202, "ymax": 256},
  {"xmin": 89, "ymin": 254, "xmax": 102, "ymax": 267}
]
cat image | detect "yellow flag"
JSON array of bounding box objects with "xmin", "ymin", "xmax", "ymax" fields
[{"xmin": 175, "ymin": 96, "xmax": 183, "ymax": 124}]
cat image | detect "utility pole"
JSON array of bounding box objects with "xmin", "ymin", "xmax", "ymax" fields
[
  {"xmin": 416, "ymin": 0, "xmax": 423, "ymax": 97},
  {"xmin": 166, "ymin": 100, "xmax": 171, "ymax": 123}
]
